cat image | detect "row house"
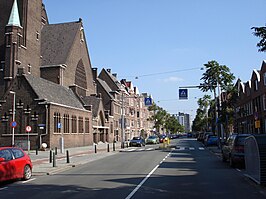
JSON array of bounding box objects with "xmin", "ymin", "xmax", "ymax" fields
[
  {"xmin": 0, "ymin": 0, "xmax": 154, "ymax": 149},
  {"xmin": 235, "ymin": 60, "xmax": 266, "ymax": 134}
]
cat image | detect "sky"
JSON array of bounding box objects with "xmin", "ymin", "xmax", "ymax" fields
[{"xmin": 43, "ymin": 0, "xmax": 266, "ymax": 120}]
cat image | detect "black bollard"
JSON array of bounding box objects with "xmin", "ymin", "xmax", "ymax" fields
[
  {"xmin": 107, "ymin": 143, "xmax": 110, "ymax": 152},
  {"xmin": 66, "ymin": 150, "xmax": 70, "ymax": 163},
  {"xmin": 94, "ymin": 144, "xmax": 97, "ymax": 153},
  {"xmin": 36, "ymin": 147, "xmax": 38, "ymax": 155},
  {"xmin": 53, "ymin": 152, "xmax": 56, "ymax": 167},
  {"xmin": 55, "ymin": 147, "xmax": 57, "ymax": 155},
  {"xmin": 49, "ymin": 150, "xmax": 52, "ymax": 163},
  {"xmin": 113, "ymin": 141, "xmax": 115, "ymax": 151}
]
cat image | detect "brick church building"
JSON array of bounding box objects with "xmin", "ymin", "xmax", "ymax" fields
[{"xmin": 0, "ymin": 0, "xmax": 112, "ymax": 149}]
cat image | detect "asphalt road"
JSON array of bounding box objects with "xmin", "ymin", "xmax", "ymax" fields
[{"xmin": 1, "ymin": 138, "xmax": 266, "ymax": 199}]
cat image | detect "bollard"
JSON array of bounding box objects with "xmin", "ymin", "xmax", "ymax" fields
[
  {"xmin": 94, "ymin": 144, "xmax": 97, "ymax": 153},
  {"xmin": 66, "ymin": 150, "xmax": 70, "ymax": 163},
  {"xmin": 107, "ymin": 143, "xmax": 110, "ymax": 152},
  {"xmin": 113, "ymin": 142, "xmax": 115, "ymax": 151},
  {"xmin": 35, "ymin": 147, "xmax": 38, "ymax": 155},
  {"xmin": 49, "ymin": 150, "xmax": 52, "ymax": 163},
  {"xmin": 55, "ymin": 147, "xmax": 57, "ymax": 155},
  {"xmin": 53, "ymin": 152, "xmax": 56, "ymax": 167}
]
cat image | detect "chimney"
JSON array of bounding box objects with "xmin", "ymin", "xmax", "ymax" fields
[
  {"xmin": 106, "ymin": 69, "xmax": 111, "ymax": 73},
  {"xmin": 112, "ymin": 73, "xmax": 117, "ymax": 78},
  {"xmin": 92, "ymin": 68, "xmax": 97, "ymax": 80}
]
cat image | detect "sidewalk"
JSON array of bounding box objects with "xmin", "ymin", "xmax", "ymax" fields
[{"xmin": 29, "ymin": 142, "xmax": 121, "ymax": 176}]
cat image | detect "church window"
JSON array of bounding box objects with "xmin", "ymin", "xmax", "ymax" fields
[
  {"xmin": 75, "ymin": 60, "xmax": 87, "ymax": 89},
  {"xmin": 78, "ymin": 116, "xmax": 83, "ymax": 133},
  {"xmin": 27, "ymin": 64, "xmax": 31, "ymax": 74},
  {"xmin": 80, "ymin": 27, "xmax": 84, "ymax": 42},
  {"xmin": 53, "ymin": 112, "xmax": 61, "ymax": 133},
  {"xmin": 72, "ymin": 115, "xmax": 77, "ymax": 133},
  {"xmin": 0, "ymin": 62, "xmax": 4, "ymax": 72},
  {"xmin": 36, "ymin": 31, "xmax": 39, "ymax": 40},
  {"xmin": 85, "ymin": 117, "xmax": 90, "ymax": 133},
  {"xmin": 63, "ymin": 114, "xmax": 70, "ymax": 134}
]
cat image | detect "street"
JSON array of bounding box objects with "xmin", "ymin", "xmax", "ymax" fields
[{"xmin": 1, "ymin": 138, "xmax": 266, "ymax": 199}]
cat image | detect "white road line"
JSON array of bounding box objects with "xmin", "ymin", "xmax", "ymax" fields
[
  {"xmin": 189, "ymin": 147, "xmax": 195, "ymax": 150},
  {"xmin": 125, "ymin": 152, "xmax": 171, "ymax": 199},
  {"xmin": 0, "ymin": 187, "xmax": 8, "ymax": 191},
  {"xmin": 22, "ymin": 178, "xmax": 36, "ymax": 184},
  {"xmin": 199, "ymin": 147, "xmax": 205, "ymax": 150}
]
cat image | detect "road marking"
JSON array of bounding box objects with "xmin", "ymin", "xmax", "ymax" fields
[
  {"xmin": 22, "ymin": 178, "xmax": 36, "ymax": 184},
  {"xmin": 125, "ymin": 152, "xmax": 171, "ymax": 199},
  {"xmin": 0, "ymin": 187, "xmax": 8, "ymax": 191},
  {"xmin": 199, "ymin": 147, "xmax": 205, "ymax": 150},
  {"xmin": 189, "ymin": 147, "xmax": 195, "ymax": 150}
]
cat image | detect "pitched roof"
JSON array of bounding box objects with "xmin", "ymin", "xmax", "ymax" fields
[
  {"xmin": 81, "ymin": 96, "xmax": 101, "ymax": 117},
  {"xmin": 41, "ymin": 21, "xmax": 81, "ymax": 66},
  {"xmin": 7, "ymin": 0, "xmax": 21, "ymax": 27},
  {"xmin": 24, "ymin": 75, "xmax": 84, "ymax": 110},
  {"xmin": 97, "ymin": 78, "xmax": 114, "ymax": 99}
]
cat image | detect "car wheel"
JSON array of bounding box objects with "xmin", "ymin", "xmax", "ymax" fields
[{"xmin": 23, "ymin": 165, "xmax": 32, "ymax": 180}]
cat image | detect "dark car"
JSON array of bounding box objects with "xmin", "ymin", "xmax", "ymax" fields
[
  {"xmin": 222, "ymin": 133, "xmax": 251, "ymax": 167},
  {"xmin": 204, "ymin": 135, "xmax": 218, "ymax": 146},
  {"xmin": 129, "ymin": 137, "xmax": 145, "ymax": 147},
  {"xmin": 0, "ymin": 147, "xmax": 33, "ymax": 182}
]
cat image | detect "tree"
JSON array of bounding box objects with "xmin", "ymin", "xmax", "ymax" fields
[
  {"xmin": 148, "ymin": 103, "xmax": 183, "ymax": 134},
  {"xmin": 192, "ymin": 95, "xmax": 212, "ymax": 132},
  {"xmin": 200, "ymin": 60, "xmax": 235, "ymax": 92},
  {"xmin": 199, "ymin": 60, "xmax": 235, "ymax": 142},
  {"xmin": 252, "ymin": 25, "xmax": 266, "ymax": 52}
]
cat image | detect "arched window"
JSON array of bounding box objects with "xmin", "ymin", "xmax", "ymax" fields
[
  {"xmin": 53, "ymin": 112, "xmax": 61, "ymax": 133},
  {"xmin": 75, "ymin": 59, "xmax": 87, "ymax": 89}
]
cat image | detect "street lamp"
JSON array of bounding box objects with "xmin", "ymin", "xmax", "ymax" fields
[{"xmin": 10, "ymin": 91, "xmax": 15, "ymax": 146}]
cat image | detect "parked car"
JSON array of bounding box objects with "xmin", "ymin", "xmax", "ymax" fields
[
  {"xmin": 0, "ymin": 147, "xmax": 33, "ymax": 182},
  {"xmin": 221, "ymin": 133, "xmax": 251, "ymax": 167},
  {"xmin": 129, "ymin": 137, "xmax": 145, "ymax": 147},
  {"xmin": 204, "ymin": 135, "xmax": 218, "ymax": 146},
  {"xmin": 146, "ymin": 135, "xmax": 159, "ymax": 144},
  {"xmin": 158, "ymin": 135, "xmax": 168, "ymax": 143}
]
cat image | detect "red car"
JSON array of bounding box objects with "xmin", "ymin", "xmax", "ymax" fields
[{"xmin": 0, "ymin": 147, "xmax": 33, "ymax": 182}]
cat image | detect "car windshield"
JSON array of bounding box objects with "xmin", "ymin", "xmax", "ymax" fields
[
  {"xmin": 132, "ymin": 137, "xmax": 141, "ymax": 140},
  {"xmin": 236, "ymin": 136, "xmax": 249, "ymax": 146},
  {"xmin": 148, "ymin": 136, "xmax": 157, "ymax": 139}
]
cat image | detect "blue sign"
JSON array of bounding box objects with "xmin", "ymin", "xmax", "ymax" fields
[
  {"xmin": 11, "ymin": 121, "xmax": 17, "ymax": 128},
  {"xmin": 144, "ymin": 97, "xmax": 153, "ymax": 106},
  {"xmin": 179, "ymin": 89, "xmax": 188, "ymax": 100},
  {"xmin": 57, "ymin": 123, "xmax": 62, "ymax": 129}
]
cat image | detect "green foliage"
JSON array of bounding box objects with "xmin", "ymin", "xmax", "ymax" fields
[
  {"xmin": 148, "ymin": 102, "xmax": 183, "ymax": 133},
  {"xmin": 252, "ymin": 25, "xmax": 266, "ymax": 52},
  {"xmin": 200, "ymin": 60, "xmax": 235, "ymax": 92}
]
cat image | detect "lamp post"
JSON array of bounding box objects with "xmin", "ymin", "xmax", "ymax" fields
[
  {"xmin": 10, "ymin": 91, "xmax": 16, "ymax": 146},
  {"xmin": 121, "ymin": 91, "xmax": 125, "ymax": 149}
]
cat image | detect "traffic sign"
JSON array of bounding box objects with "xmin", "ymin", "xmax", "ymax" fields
[
  {"xmin": 10, "ymin": 121, "xmax": 17, "ymax": 128},
  {"xmin": 179, "ymin": 89, "xmax": 188, "ymax": 100},
  {"xmin": 144, "ymin": 97, "xmax": 153, "ymax": 106},
  {"xmin": 26, "ymin": 126, "xmax": 32, "ymax": 132}
]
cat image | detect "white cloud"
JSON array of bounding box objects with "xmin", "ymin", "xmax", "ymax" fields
[{"xmin": 163, "ymin": 76, "xmax": 184, "ymax": 82}]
